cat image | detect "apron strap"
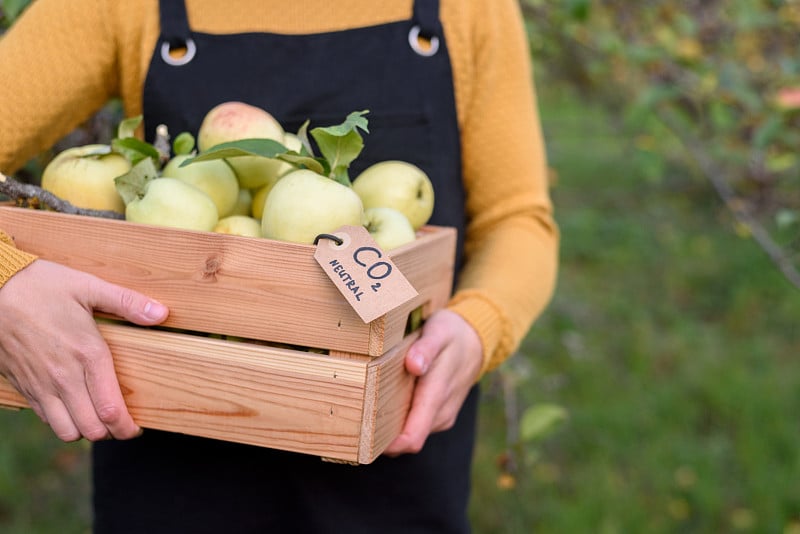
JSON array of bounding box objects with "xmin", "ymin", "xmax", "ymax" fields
[
  {"xmin": 412, "ymin": 0, "xmax": 441, "ymax": 39},
  {"xmin": 158, "ymin": 0, "xmax": 192, "ymax": 47}
]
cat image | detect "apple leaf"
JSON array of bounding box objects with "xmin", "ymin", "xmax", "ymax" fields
[
  {"xmin": 114, "ymin": 158, "xmax": 159, "ymax": 205},
  {"xmin": 117, "ymin": 115, "xmax": 143, "ymax": 140},
  {"xmin": 111, "ymin": 137, "xmax": 161, "ymax": 167},
  {"xmin": 519, "ymin": 403, "xmax": 568, "ymax": 443},
  {"xmin": 295, "ymin": 120, "xmax": 315, "ymax": 157},
  {"xmin": 180, "ymin": 138, "xmax": 326, "ymax": 175},
  {"xmin": 309, "ymin": 110, "xmax": 369, "ymax": 186}
]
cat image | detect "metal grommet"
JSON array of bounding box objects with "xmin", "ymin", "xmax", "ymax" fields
[
  {"xmin": 408, "ymin": 25, "xmax": 439, "ymax": 57},
  {"xmin": 160, "ymin": 38, "xmax": 196, "ymax": 66}
]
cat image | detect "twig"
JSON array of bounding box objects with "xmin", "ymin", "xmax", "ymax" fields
[
  {"xmin": 153, "ymin": 124, "xmax": 171, "ymax": 166},
  {"xmin": 0, "ymin": 172, "xmax": 124, "ymax": 220},
  {"xmin": 657, "ymin": 110, "xmax": 800, "ymax": 290}
]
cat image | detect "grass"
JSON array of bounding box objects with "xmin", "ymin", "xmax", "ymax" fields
[
  {"xmin": 470, "ymin": 86, "xmax": 800, "ymax": 533},
  {"xmin": 3, "ymin": 86, "xmax": 800, "ymax": 533}
]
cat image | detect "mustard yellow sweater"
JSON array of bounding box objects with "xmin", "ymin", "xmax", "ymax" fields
[{"xmin": 0, "ymin": 0, "xmax": 558, "ymax": 375}]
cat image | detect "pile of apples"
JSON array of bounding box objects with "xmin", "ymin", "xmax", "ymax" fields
[{"xmin": 40, "ymin": 102, "xmax": 435, "ymax": 251}]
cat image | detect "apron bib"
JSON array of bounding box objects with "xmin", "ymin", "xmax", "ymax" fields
[
  {"xmin": 93, "ymin": 3, "xmax": 477, "ymax": 533},
  {"xmin": 143, "ymin": 0, "xmax": 466, "ymax": 268}
]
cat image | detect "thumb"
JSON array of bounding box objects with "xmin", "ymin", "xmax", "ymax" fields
[{"xmin": 87, "ymin": 278, "xmax": 169, "ymax": 326}]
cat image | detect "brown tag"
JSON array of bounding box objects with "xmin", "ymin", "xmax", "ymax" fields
[{"xmin": 313, "ymin": 225, "xmax": 418, "ymax": 323}]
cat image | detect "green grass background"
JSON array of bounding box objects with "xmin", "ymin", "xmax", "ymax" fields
[{"xmin": 2, "ymin": 86, "xmax": 800, "ymax": 534}]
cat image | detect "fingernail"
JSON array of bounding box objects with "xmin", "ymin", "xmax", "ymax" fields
[
  {"xmin": 411, "ymin": 351, "xmax": 429, "ymax": 374},
  {"xmin": 143, "ymin": 301, "xmax": 167, "ymax": 321}
]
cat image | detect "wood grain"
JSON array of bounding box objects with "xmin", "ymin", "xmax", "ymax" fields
[
  {"xmin": 0, "ymin": 322, "xmax": 417, "ymax": 462},
  {"xmin": 0, "ymin": 206, "xmax": 455, "ymax": 357}
]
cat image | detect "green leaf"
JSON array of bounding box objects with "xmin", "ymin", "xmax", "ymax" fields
[
  {"xmin": 519, "ymin": 403, "xmax": 568, "ymax": 443},
  {"xmin": 309, "ymin": 110, "xmax": 369, "ymax": 185},
  {"xmin": 181, "ymin": 138, "xmax": 326, "ymax": 175},
  {"xmin": 117, "ymin": 115, "xmax": 143, "ymax": 140},
  {"xmin": 172, "ymin": 132, "xmax": 196, "ymax": 156},
  {"xmin": 111, "ymin": 137, "xmax": 161, "ymax": 167},
  {"xmin": 752, "ymin": 114, "xmax": 784, "ymax": 149},
  {"xmin": 295, "ymin": 120, "xmax": 315, "ymax": 157},
  {"xmin": 776, "ymin": 209, "xmax": 800, "ymax": 229},
  {"xmin": 113, "ymin": 158, "xmax": 159, "ymax": 205}
]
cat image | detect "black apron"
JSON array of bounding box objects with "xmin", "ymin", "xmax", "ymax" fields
[{"xmin": 93, "ymin": 2, "xmax": 477, "ymax": 533}]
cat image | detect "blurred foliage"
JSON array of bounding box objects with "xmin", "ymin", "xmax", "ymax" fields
[
  {"xmin": 0, "ymin": 0, "xmax": 31, "ymax": 29},
  {"xmin": 523, "ymin": 0, "xmax": 800, "ymax": 288}
]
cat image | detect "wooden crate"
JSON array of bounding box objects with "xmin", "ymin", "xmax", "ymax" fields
[{"xmin": 0, "ymin": 205, "xmax": 456, "ymax": 464}]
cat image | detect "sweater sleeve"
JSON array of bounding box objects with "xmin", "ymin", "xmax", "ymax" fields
[
  {"xmin": 0, "ymin": 230, "xmax": 37, "ymax": 288},
  {"xmin": 446, "ymin": 0, "xmax": 559, "ymax": 377},
  {"xmin": 0, "ymin": 0, "xmax": 120, "ymax": 174}
]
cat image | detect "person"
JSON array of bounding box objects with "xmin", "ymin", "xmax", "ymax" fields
[{"xmin": 0, "ymin": 0, "xmax": 559, "ymax": 532}]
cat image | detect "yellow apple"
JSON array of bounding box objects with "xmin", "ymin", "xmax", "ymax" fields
[
  {"xmin": 41, "ymin": 144, "xmax": 130, "ymax": 213},
  {"xmin": 227, "ymin": 188, "xmax": 253, "ymax": 216},
  {"xmin": 197, "ymin": 101, "xmax": 286, "ymax": 190},
  {"xmin": 251, "ymin": 181, "xmax": 278, "ymax": 220},
  {"xmin": 352, "ymin": 160, "xmax": 434, "ymax": 230},
  {"xmin": 363, "ymin": 206, "xmax": 417, "ymax": 250},
  {"xmin": 161, "ymin": 154, "xmax": 240, "ymax": 217},
  {"xmin": 214, "ymin": 215, "xmax": 263, "ymax": 237},
  {"xmin": 261, "ymin": 169, "xmax": 364, "ymax": 244},
  {"xmin": 125, "ymin": 177, "xmax": 218, "ymax": 231}
]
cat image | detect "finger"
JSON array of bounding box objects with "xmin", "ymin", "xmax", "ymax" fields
[
  {"xmin": 384, "ymin": 378, "xmax": 439, "ymax": 455},
  {"xmin": 86, "ymin": 278, "xmax": 169, "ymax": 326},
  {"xmin": 60, "ymin": 385, "xmax": 111, "ymax": 442},
  {"xmin": 39, "ymin": 396, "xmax": 82, "ymax": 442},
  {"xmin": 405, "ymin": 325, "xmax": 448, "ymax": 376},
  {"xmin": 83, "ymin": 347, "xmax": 141, "ymax": 440}
]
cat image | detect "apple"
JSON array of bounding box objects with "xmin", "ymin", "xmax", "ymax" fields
[
  {"xmin": 250, "ymin": 180, "xmax": 278, "ymax": 220},
  {"xmin": 228, "ymin": 188, "xmax": 253, "ymax": 216},
  {"xmin": 125, "ymin": 177, "xmax": 218, "ymax": 231},
  {"xmin": 261, "ymin": 169, "xmax": 364, "ymax": 244},
  {"xmin": 41, "ymin": 144, "xmax": 130, "ymax": 213},
  {"xmin": 161, "ymin": 154, "xmax": 240, "ymax": 217},
  {"xmin": 197, "ymin": 101, "xmax": 286, "ymax": 190},
  {"xmin": 362, "ymin": 207, "xmax": 417, "ymax": 251},
  {"xmin": 352, "ymin": 160, "xmax": 434, "ymax": 230},
  {"xmin": 214, "ymin": 215, "xmax": 263, "ymax": 237}
]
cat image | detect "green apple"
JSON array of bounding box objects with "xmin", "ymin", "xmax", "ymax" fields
[
  {"xmin": 41, "ymin": 144, "xmax": 130, "ymax": 213},
  {"xmin": 227, "ymin": 187, "xmax": 253, "ymax": 216},
  {"xmin": 352, "ymin": 160, "xmax": 434, "ymax": 230},
  {"xmin": 251, "ymin": 180, "xmax": 278, "ymax": 220},
  {"xmin": 125, "ymin": 177, "xmax": 218, "ymax": 231},
  {"xmin": 261, "ymin": 169, "xmax": 364, "ymax": 244},
  {"xmin": 197, "ymin": 101, "xmax": 286, "ymax": 190},
  {"xmin": 214, "ymin": 215, "xmax": 263, "ymax": 237},
  {"xmin": 161, "ymin": 154, "xmax": 240, "ymax": 217},
  {"xmin": 363, "ymin": 206, "xmax": 417, "ymax": 251}
]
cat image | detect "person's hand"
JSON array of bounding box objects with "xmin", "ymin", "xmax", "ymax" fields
[
  {"xmin": 0, "ymin": 260, "xmax": 169, "ymax": 442},
  {"xmin": 384, "ymin": 309, "xmax": 483, "ymax": 455}
]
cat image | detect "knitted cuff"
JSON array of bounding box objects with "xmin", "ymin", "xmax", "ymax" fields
[
  {"xmin": 0, "ymin": 230, "xmax": 37, "ymax": 288},
  {"xmin": 447, "ymin": 289, "xmax": 514, "ymax": 380}
]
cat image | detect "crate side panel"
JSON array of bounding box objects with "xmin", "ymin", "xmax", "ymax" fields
[
  {"xmin": 0, "ymin": 207, "xmax": 374, "ymax": 354},
  {"xmin": 0, "ymin": 322, "xmax": 372, "ymax": 461}
]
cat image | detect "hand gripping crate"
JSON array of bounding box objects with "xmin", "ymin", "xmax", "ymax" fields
[{"xmin": 0, "ymin": 205, "xmax": 456, "ymax": 464}]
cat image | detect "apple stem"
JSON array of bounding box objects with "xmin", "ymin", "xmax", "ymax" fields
[{"xmin": 0, "ymin": 172, "xmax": 125, "ymax": 220}]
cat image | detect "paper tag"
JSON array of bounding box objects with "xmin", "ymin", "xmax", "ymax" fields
[{"xmin": 313, "ymin": 225, "xmax": 418, "ymax": 323}]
